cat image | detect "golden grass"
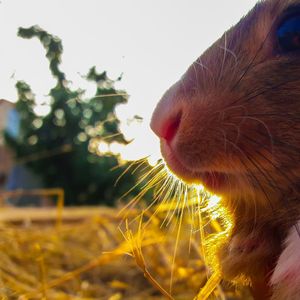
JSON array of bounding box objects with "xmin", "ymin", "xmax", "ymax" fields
[{"xmin": 0, "ymin": 200, "xmax": 253, "ymax": 300}]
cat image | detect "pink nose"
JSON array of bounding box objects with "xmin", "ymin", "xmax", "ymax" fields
[
  {"xmin": 151, "ymin": 82, "xmax": 183, "ymax": 143},
  {"xmin": 151, "ymin": 111, "xmax": 182, "ymax": 143},
  {"xmin": 162, "ymin": 113, "xmax": 181, "ymax": 142}
]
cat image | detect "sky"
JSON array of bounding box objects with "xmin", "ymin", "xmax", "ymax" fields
[{"xmin": 0, "ymin": 0, "xmax": 258, "ymax": 162}]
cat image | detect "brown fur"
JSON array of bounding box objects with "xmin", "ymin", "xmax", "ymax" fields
[{"xmin": 151, "ymin": 0, "xmax": 300, "ymax": 290}]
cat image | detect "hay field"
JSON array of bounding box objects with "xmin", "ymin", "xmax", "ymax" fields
[{"xmin": 0, "ymin": 204, "xmax": 252, "ymax": 300}]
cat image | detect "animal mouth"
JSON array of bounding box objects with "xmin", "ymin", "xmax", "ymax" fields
[{"xmin": 161, "ymin": 142, "xmax": 229, "ymax": 193}]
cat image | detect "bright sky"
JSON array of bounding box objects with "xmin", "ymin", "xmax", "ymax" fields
[{"xmin": 0, "ymin": 0, "xmax": 258, "ymax": 162}]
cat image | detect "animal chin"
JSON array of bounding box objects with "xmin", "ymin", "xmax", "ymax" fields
[{"xmin": 161, "ymin": 142, "xmax": 229, "ymax": 193}]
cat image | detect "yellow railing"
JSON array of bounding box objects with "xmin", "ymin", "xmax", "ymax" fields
[{"xmin": 0, "ymin": 188, "xmax": 64, "ymax": 229}]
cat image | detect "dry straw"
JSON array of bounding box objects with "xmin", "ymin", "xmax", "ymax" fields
[{"xmin": 0, "ymin": 189, "xmax": 252, "ymax": 299}]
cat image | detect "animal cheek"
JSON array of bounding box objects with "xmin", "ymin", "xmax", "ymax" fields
[{"xmin": 174, "ymin": 133, "xmax": 218, "ymax": 169}]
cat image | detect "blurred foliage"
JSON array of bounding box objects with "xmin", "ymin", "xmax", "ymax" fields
[{"xmin": 5, "ymin": 25, "xmax": 141, "ymax": 205}]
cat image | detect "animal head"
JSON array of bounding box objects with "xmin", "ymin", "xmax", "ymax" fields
[{"xmin": 151, "ymin": 0, "xmax": 300, "ymax": 211}]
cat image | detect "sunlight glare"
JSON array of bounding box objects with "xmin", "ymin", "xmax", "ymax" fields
[
  {"xmin": 192, "ymin": 184, "xmax": 205, "ymax": 193},
  {"xmin": 206, "ymin": 195, "xmax": 221, "ymax": 210},
  {"xmin": 0, "ymin": 0, "xmax": 259, "ymax": 162},
  {"xmin": 117, "ymin": 118, "xmax": 161, "ymax": 164},
  {"xmin": 33, "ymin": 104, "xmax": 51, "ymax": 117},
  {"xmin": 97, "ymin": 141, "xmax": 110, "ymax": 154}
]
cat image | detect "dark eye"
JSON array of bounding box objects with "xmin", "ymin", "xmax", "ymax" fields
[{"xmin": 277, "ymin": 14, "xmax": 300, "ymax": 52}]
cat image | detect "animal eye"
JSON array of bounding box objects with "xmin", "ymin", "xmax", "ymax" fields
[{"xmin": 277, "ymin": 14, "xmax": 300, "ymax": 52}]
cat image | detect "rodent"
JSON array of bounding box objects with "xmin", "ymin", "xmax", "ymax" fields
[{"xmin": 150, "ymin": 0, "xmax": 300, "ymax": 299}]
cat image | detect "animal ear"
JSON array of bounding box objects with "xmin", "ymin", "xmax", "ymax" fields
[{"xmin": 270, "ymin": 221, "xmax": 300, "ymax": 299}]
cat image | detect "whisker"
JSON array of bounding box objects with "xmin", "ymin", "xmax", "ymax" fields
[
  {"xmin": 160, "ymin": 178, "xmax": 181, "ymax": 228},
  {"xmin": 188, "ymin": 188, "xmax": 196, "ymax": 254},
  {"xmin": 114, "ymin": 157, "xmax": 147, "ymax": 187},
  {"xmin": 243, "ymin": 112, "xmax": 300, "ymax": 120},
  {"xmin": 170, "ymin": 180, "xmax": 188, "ymax": 294},
  {"xmin": 231, "ymin": 78, "xmax": 300, "ymax": 107},
  {"xmin": 117, "ymin": 163, "xmax": 165, "ymax": 215},
  {"xmin": 166, "ymin": 180, "xmax": 184, "ymax": 228},
  {"xmin": 241, "ymin": 134, "xmax": 296, "ymax": 187},
  {"xmin": 218, "ymin": 32, "xmax": 228, "ymax": 84},
  {"xmin": 225, "ymin": 138, "xmax": 275, "ymax": 212},
  {"xmin": 138, "ymin": 176, "xmax": 174, "ymax": 228},
  {"xmin": 233, "ymin": 115, "xmax": 274, "ymax": 152},
  {"xmin": 144, "ymin": 176, "xmax": 174, "ymax": 213},
  {"xmin": 92, "ymin": 93, "xmax": 128, "ymax": 99},
  {"xmin": 242, "ymin": 148, "xmax": 281, "ymax": 192},
  {"xmin": 101, "ymin": 132, "xmax": 124, "ymax": 140},
  {"xmin": 193, "ymin": 58, "xmax": 214, "ymax": 87},
  {"xmin": 196, "ymin": 188, "xmax": 208, "ymax": 271},
  {"xmin": 218, "ymin": 44, "xmax": 238, "ymax": 67},
  {"xmin": 230, "ymin": 11, "xmax": 279, "ymax": 91},
  {"xmin": 131, "ymin": 158, "xmax": 152, "ymax": 175}
]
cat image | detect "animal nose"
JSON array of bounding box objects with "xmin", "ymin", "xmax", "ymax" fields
[
  {"xmin": 162, "ymin": 113, "xmax": 182, "ymax": 142},
  {"xmin": 151, "ymin": 81, "xmax": 183, "ymax": 143},
  {"xmin": 151, "ymin": 109, "xmax": 182, "ymax": 143}
]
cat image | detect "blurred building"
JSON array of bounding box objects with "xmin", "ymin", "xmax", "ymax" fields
[
  {"xmin": 0, "ymin": 99, "xmax": 15, "ymax": 190},
  {"xmin": 0, "ymin": 99, "xmax": 49, "ymax": 206}
]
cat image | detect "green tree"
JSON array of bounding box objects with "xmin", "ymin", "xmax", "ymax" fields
[{"xmin": 5, "ymin": 25, "xmax": 139, "ymax": 205}]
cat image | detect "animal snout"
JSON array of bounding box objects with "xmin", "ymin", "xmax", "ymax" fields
[
  {"xmin": 150, "ymin": 82, "xmax": 185, "ymax": 143},
  {"xmin": 150, "ymin": 106, "xmax": 182, "ymax": 143}
]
